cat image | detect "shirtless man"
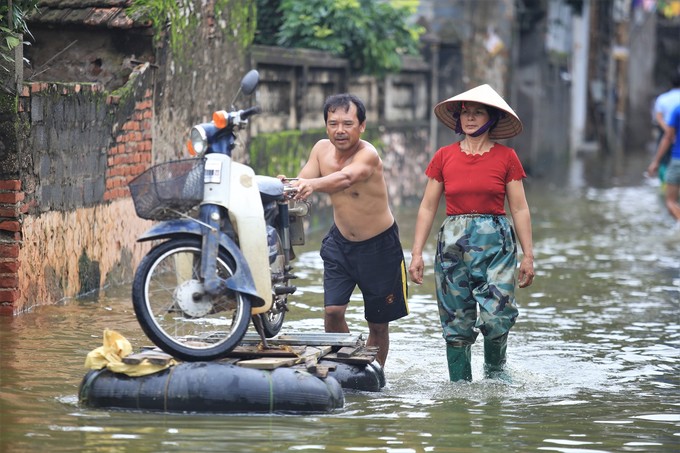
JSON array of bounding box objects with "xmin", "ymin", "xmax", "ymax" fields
[{"xmin": 288, "ymin": 93, "xmax": 409, "ymax": 368}]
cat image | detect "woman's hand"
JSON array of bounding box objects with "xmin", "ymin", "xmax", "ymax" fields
[
  {"xmin": 408, "ymin": 254, "xmax": 425, "ymax": 285},
  {"xmin": 518, "ymin": 255, "xmax": 535, "ymax": 288}
]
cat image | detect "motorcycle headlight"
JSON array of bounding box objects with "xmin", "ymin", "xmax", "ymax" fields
[{"xmin": 190, "ymin": 126, "xmax": 208, "ymax": 155}]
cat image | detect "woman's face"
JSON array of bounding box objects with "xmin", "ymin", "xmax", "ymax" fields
[{"xmin": 459, "ymin": 102, "xmax": 490, "ymax": 135}]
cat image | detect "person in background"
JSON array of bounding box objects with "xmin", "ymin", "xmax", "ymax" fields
[
  {"xmin": 647, "ymin": 102, "xmax": 680, "ymax": 230},
  {"xmin": 651, "ymin": 72, "xmax": 680, "ymax": 184},
  {"xmin": 408, "ymin": 84, "xmax": 534, "ymax": 382},
  {"xmin": 282, "ymin": 93, "xmax": 409, "ymax": 369}
]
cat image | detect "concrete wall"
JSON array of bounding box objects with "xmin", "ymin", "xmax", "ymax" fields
[{"xmin": 247, "ymin": 45, "xmax": 432, "ymax": 207}]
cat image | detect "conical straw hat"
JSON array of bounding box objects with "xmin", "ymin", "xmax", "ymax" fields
[{"xmin": 434, "ymin": 84, "xmax": 523, "ymax": 139}]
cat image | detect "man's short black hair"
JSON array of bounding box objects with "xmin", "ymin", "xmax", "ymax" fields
[{"xmin": 323, "ymin": 93, "xmax": 367, "ymax": 124}]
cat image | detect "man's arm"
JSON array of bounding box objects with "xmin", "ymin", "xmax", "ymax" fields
[
  {"xmin": 656, "ymin": 111, "xmax": 670, "ymax": 132},
  {"xmin": 294, "ymin": 142, "xmax": 378, "ymax": 199},
  {"xmin": 648, "ymin": 126, "xmax": 675, "ymax": 176}
]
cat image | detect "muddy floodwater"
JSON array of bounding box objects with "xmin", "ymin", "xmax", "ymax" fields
[{"xmin": 1, "ymin": 151, "xmax": 678, "ymax": 452}]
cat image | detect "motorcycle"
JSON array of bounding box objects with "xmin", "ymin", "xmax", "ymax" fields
[{"xmin": 128, "ymin": 70, "xmax": 310, "ymax": 361}]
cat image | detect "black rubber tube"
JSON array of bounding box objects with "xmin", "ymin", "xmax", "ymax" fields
[
  {"xmin": 322, "ymin": 360, "xmax": 385, "ymax": 392},
  {"xmin": 79, "ymin": 362, "xmax": 344, "ymax": 414}
]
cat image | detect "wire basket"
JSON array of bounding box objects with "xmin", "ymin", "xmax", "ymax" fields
[{"xmin": 129, "ymin": 158, "xmax": 205, "ymax": 220}]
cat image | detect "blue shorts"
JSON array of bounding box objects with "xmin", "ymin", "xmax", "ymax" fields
[
  {"xmin": 320, "ymin": 223, "xmax": 409, "ymax": 324},
  {"xmin": 665, "ymin": 158, "xmax": 680, "ymax": 186}
]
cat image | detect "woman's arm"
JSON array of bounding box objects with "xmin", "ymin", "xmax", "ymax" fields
[
  {"xmin": 506, "ymin": 179, "xmax": 535, "ymax": 288},
  {"xmin": 408, "ymin": 178, "xmax": 444, "ymax": 284}
]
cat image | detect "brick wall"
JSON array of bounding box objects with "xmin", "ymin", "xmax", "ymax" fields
[
  {"xmin": 0, "ymin": 64, "xmax": 155, "ymax": 315},
  {"xmin": 104, "ymin": 90, "xmax": 154, "ymax": 201},
  {"xmin": 0, "ymin": 179, "xmax": 23, "ymax": 315}
]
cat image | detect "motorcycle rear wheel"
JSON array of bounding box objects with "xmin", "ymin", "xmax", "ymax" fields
[{"xmin": 132, "ymin": 237, "xmax": 251, "ymax": 361}]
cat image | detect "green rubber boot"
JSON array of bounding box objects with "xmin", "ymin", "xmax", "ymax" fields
[
  {"xmin": 483, "ymin": 333, "xmax": 509, "ymax": 381},
  {"xmin": 446, "ymin": 343, "xmax": 472, "ymax": 382}
]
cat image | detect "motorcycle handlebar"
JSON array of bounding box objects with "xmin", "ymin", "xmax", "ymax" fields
[
  {"xmin": 240, "ymin": 105, "xmax": 260, "ymax": 120},
  {"xmin": 212, "ymin": 106, "xmax": 260, "ymax": 129}
]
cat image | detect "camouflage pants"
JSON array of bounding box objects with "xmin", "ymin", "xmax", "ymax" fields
[{"xmin": 434, "ymin": 215, "xmax": 519, "ymax": 345}]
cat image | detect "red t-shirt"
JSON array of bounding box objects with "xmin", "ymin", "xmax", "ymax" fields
[{"xmin": 425, "ymin": 142, "xmax": 526, "ymax": 215}]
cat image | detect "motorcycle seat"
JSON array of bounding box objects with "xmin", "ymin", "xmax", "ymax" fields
[{"xmin": 255, "ymin": 175, "xmax": 285, "ymax": 203}]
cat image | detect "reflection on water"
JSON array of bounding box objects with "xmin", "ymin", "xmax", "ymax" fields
[{"xmin": 1, "ymin": 152, "xmax": 678, "ymax": 452}]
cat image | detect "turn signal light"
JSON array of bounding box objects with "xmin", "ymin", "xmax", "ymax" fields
[
  {"xmin": 187, "ymin": 139, "xmax": 196, "ymax": 156},
  {"xmin": 213, "ymin": 110, "xmax": 228, "ymax": 129}
]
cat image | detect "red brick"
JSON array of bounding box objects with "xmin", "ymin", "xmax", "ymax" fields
[
  {"xmin": 0, "ymin": 304, "xmax": 15, "ymax": 316},
  {"xmin": 0, "ymin": 192, "xmax": 24, "ymax": 203},
  {"xmin": 0, "ymin": 206, "xmax": 19, "ymax": 217},
  {"xmin": 0, "ymin": 289, "xmax": 20, "ymax": 302},
  {"xmin": 0, "ymin": 276, "xmax": 18, "ymax": 287},
  {"xmin": 0, "ymin": 261, "xmax": 19, "ymax": 274},
  {"xmin": 135, "ymin": 100, "xmax": 152, "ymax": 110},
  {"xmin": 0, "ymin": 220, "xmax": 21, "ymax": 232},
  {"xmin": 0, "ymin": 180, "xmax": 21, "ymax": 190},
  {"xmin": 0, "ymin": 244, "xmax": 19, "ymax": 258}
]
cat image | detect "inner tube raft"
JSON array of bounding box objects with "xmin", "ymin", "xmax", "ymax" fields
[
  {"xmin": 325, "ymin": 360, "xmax": 386, "ymax": 392},
  {"xmin": 79, "ymin": 362, "xmax": 344, "ymax": 414}
]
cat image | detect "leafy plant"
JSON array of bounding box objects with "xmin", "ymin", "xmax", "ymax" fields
[
  {"xmin": 129, "ymin": 0, "xmax": 255, "ymax": 62},
  {"xmin": 0, "ymin": 0, "xmax": 38, "ymax": 76},
  {"xmin": 256, "ymin": 0, "xmax": 424, "ymax": 76},
  {"xmin": 128, "ymin": 0, "xmax": 190, "ymax": 58}
]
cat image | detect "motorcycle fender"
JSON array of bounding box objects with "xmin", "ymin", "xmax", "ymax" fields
[
  {"xmin": 228, "ymin": 162, "xmax": 273, "ymax": 315},
  {"xmin": 137, "ymin": 219, "xmax": 266, "ymax": 307}
]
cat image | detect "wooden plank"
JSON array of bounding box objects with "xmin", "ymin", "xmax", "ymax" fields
[
  {"xmin": 323, "ymin": 353, "xmax": 376, "ymax": 365},
  {"xmin": 301, "ymin": 345, "xmax": 332, "ymax": 363},
  {"xmin": 307, "ymin": 364, "xmax": 334, "ymax": 378},
  {"xmin": 241, "ymin": 332, "xmax": 364, "ymax": 347},
  {"xmin": 237, "ymin": 356, "xmax": 300, "ymax": 370},
  {"xmin": 324, "ymin": 346, "xmax": 378, "ymax": 365},
  {"xmin": 226, "ymin": 344, "xmax": 305, "ymax": 358},
  {"xmin": 237, "ymin": 345, "xmax": 332, "ymax": 370},
  {"xmin": 337, "ymin": 346, "xmax": 360, "ymax": 358}
]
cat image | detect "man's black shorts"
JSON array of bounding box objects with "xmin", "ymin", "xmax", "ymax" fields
[{"xmin": 319, "ymin": 222, "xmax": 409, "ymax": 324}]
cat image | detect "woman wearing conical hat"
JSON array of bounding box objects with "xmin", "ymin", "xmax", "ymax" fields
[{"xmin": 408, "ymin": 84, "xmax": 535, "ymax": 382}]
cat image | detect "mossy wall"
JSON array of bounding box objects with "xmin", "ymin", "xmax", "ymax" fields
[{"xmin": 0, "ymin": 93, "xmax": 20, "ymax": 178}]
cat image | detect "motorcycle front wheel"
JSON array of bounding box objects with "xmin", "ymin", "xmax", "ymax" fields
[
  {"xmin": 257, "ymin": 230, "xmax": 288, "ymax": 338},
  {"xmin": 132, "ymin": 237, "xmax": 251, "ymax": 361}
]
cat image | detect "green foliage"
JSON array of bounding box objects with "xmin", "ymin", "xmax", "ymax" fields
[
  {"xmin": 249, "ymin": 127, "xmax": 384, "ymax": 177},
  {"xmin": 128, "ymin": 0, "xmax": 192, "ymax": 59},
  {"xmin": 249, "ymin": 129, "xmax": 320, "ymax": 177},
  {"xmin": 130, "ymin": 0, "xmax": 255, "ymax": 62},
  {"xmin": 255, "ymin": 0, "xmax": 424, "ymax": 76},
  {"xmin": 0, "ymin": 0, "xmax": 38, "ymax": 76},
  {"xmin": 253, "ymin": 0, "xmax": 282, "ymax": 46}
]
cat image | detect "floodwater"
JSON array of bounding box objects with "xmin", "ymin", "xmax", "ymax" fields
[{"xmin": 1, "ymin": 151, "xmax": 679, "ymax": 452}]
